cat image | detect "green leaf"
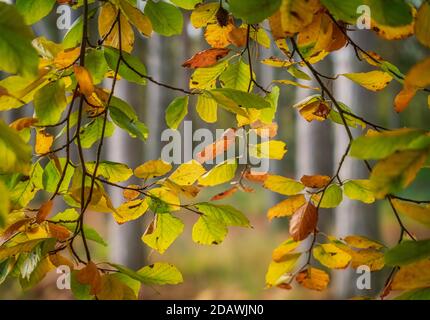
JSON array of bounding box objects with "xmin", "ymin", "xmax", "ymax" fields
[
  {"xmin": 71, "ymin": 270, "xmax": 93, "ymax": 300},
  {"xmin": 0, "ymin": 3, "xmax": 38, "ymax": 77},
  {"xmin": 0, "ymin": 181, "xmax": 9, "ymax": 228},
  {"xmin": 85, "ymin": 49, "xmax": 109, "ymax": 85},
  {"xmin": 385, "ymin": 240, "xmax": 430, "ymax": 266},
  {"xmin": 229, "ymin": 0, "xmax": 282, "ymax": 24},
  {"xmin": 0, "ymin": 259, "xmax": 14, "ymax": 285},
  {"xmin": 343, "ymin": 180, "xmax": 375, "ymax": 204},
  {"xmin": 369, "ymin": 0, "xmax": 413, "ymax": 27},
  {"xmin": 112, "ymin": 262, "xmax": 183, "ymax": 285},
  {"xmin": 79, "ymin": 117, "xmax": 115, "ymax": 149},
  {"xmin": 165, "ymin": 96, "xmax": 189, "ymax": 130},
  {"xmin": 144, "ymin": 0, "xmax": 183, "ymax": 36},
  {"xmin": 34, "ymin": 79, "xmax": 67, "ymax": 126},
  {"xmin": 320, "ymin": 0, "xmax": 362, "ymax": 24},
  {"xmin": 170, "ymin": 0, "xmax": 202, "ymax": 10},
  {"xmin": 86, "ymin": 161, "xmax": 132, "ymax": 183},
  {"xmin": 260, "ymin": 85, "xmax": 279, "ymax": 124},
  {"xmin": 207, "ymin": 88, "xmax": 271, "ymax": 111},
  {"xmin": 0, "ymin": 119, "xmax": 31, "ymax": 174},
  {"xmin": 16, "ymin": 0, "xmax": 56, "ymax": 25},
  {"xmin": 192, "ymin": 214, "xmax": 228, "ymax": 245},
  {"xmin": 196, "ymin": 95, "xmax": 217, "ymax": 123},
  {"xmin": 104, "ymin": 46, "xmax": 147, "ymax": 85},
  {"xmin": 109, "ymin": 96, "xmax": 148, "ymax": 141},
  {"xmin": 137, "ymin": 262, "xmax": 183, "ymax": 285},
  {"xmin": 350, "ymin": 128, "xmax": 430, "ymax": 160},
  {"xmin": 20, "ymin": 257, "xmax": 53, "ymax": 290},
  {"xmin": 312, "ymin": 184, "xmax": 343, "ymax": 208},
  {"xmin": 196, "ymin": 203, "xmax": 250, "ymax": 227},
  {"xmin": 63, "ymin": 16, "xmax": 83, "ymax": 49},
  {"xmin": 190, "ymin": 60, "xmax": 228, "ymax": 90},
  {"xmin": 219, "ymin": 59, "xmax": 253, "ymax": 92},
  {"xmin": 198, "ymin": 160, "xmax": 237, "ymax": 186},
  {"xmin": 42, "ymin": 158, "xmax": 75, "ymax": 193},
  {"xmin": 142, "ymin": 213, "xmax": 184, "ymax": 254},
  {"xmin": 328, "ymin": 102, "xmax": 365, "ymax": 129}
]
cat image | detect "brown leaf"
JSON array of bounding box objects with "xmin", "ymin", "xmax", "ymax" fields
[
  {"xmin": 36, "ymin": 200, "xmax": 53, "ymax": 223},
  {"xmin": 182, "ymin": 48, "xmax": 230, "ymax": 69},
  {"xmin": 289, "ymin": 202, "xmax": 318, "ymax": 241},
  {"xmin": 300, "ymin": 175, "xmax": 331, "ymax": 188},
  {"xmin": 243, "ymin": 170, "xmax": 268, "ymax": 183},
  {"xmin": 9, "ymin": 117, "xmax": 38, "ymax": 131},
  {"xmin": 0, "ymin": 219, "xmax": 30, "ymax": 243},
  {"xmin": 227, "ymin": 27, "xmax": 247, "ymax": 47},
  {"xmin": 195, "ymin": 128, "xmax": 237, "ymax": 163},
  {"xmin": 48, "ymin": 223, "xmax": 71, "ymax": 241},
  {"xmin": 77, "ymin": 261, "xmax": 102, "ymax": 295},
  {"xmin": 49, "ymin": 252, "xmax": 74, "ymax": 269},
  {"xmin": 210, "ymin": 186, "xmax": 238, "ymax": 201}
]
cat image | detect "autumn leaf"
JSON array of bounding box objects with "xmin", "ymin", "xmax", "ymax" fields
[
  {"xmin": 182, "ymin": 48, "xmax": 230, "ymax": 68},
  {"xmin": 342, "ymin": 71, "xmax": 393, "ymax": 92},
  {"xmin": 195, "ymin": 128, "xmax": 237, "ymax": 163},
  {"xmin": 204, "ymin": 21, "xmax": 235, "ymax": 48},
  {"xmin": 77, "ymin": 261, "xmax": 102, "ymax": 295},
  {"xmin": 36, "ymin": 200, "xmax": 53, "ymax": 223},
  {"xmin": 289, "ymin": 202, "xmax": 318, "ymax": 241},
  {"xmin": 300, "ymin": 175, "xmax": 330, "ymax": 188},
  {"xmin": 313, "ymin": 243, "xmax": 351, "ymax": 269},
  {"xmin": 35, "ymin": 129, "xmax": 54, "ymax": 155},
  {"xmin": 267, "ymin": 194, "xmax": 306, "ymax": 220},
  {"xmin": 74, "ymin": 65, "xmax": 95, "ymax": 96},
  {"xmin": 134, "ymin": 160, "xmax": 172, "ymax": 179},
  {"xmin": 210, "ymin": 186, "xmax": 238, "ymax": 201},
  {"xmin": 296, "ymin": 267, "xmax": 329, "ymax": 291}
]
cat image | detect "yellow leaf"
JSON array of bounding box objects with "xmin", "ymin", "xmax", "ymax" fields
[
  {"xmin": 272, "ymin": 238, "xmax": 301, "ymax": 262},
  {"xmin": 350, "ymin": 249, "xmax": 384, "ymax": 271},
  {"xmin": 147, "ymin": 187, "xmax": 180, "ymax": 212},
  {"xmin": 296, "ymin": 267, "xmax": 329, "ymax": 291},
  {"xmin": 344, "ymin": 235, "xmax": 384, "ymax": 250},
  {"xmin": 123, "ymin": 185, "xmax": 141, "ymax": 201},
  {"xmin": 273, "ymin": 79, "xmax": 319, "ymax": 90},
  {"xmin": 261, "ymin": 56, "xmax": 294, "ymax": 68},
  {"xmin": 267, "ymin": 194, "xmax": 306, "ymax": 220},
  {"xmin": 163, "ymin": 179, "xmax": 200, "ymax": 199},
  {"xmin": 342, "ymin": 71, "xmax": 392, "ymax": 92},
  {"xmin": 391, "ymin": 199, "xmax": 430, "ymax": 228},
  {"xmin": 196, "ymin": 95, "xmax": 218, "ymax": 123},
  {"xmin": 265, "ymin": 253, "xmax": 301, "ymax": 287},
  {"xmin": 98, "ymin": 3, "xmax": 134, "ymax": 53},
  {"xmin": 114, "ymin": 199, "xmax": 149, "ymax": 224},
  {"xmin": 189, "ymin": 60, "xmax": 228, "ymax": 90},
  {"xmin": 249, "ymin": 140, "xmax": 287, "ymax": 160},
  {"xmin": 134, "ymin": 159, "xmax": 172, "ymax": 179},
  {"xmin": 392, "ymin": 259, "xmax": 430, "ymax": 291},
  {"xmin": 204, "ymin": 22, "xmax": 235, "ymax": 48},
  {"xmin": 53, "ymin": 47, "xmax": 80, "ymax": 69},
  {"xmin": 190, "ymin": 2, "xmax": 219, "ymax": 28},
  {"xmin": 119, "ymin": 0, "xmax": 152, "ymax": 37},
  {"xmin": 313, "ymin": 243, "xmax": 352, "ymax": 269},
  {"xmin": 263, "ymin": 175, "xmax": 304, "ymax": 196},
  {"xmin": 35, "ymin": 129, "xmax": 54, "ymax": 155},
  {"xmin": 198, "ymin": 160, "xmax": 237, "ymax": 186},
  {"xmin": 293, "ymin": 95, "xmax": 330, "ymax": 122},
  {"xmin": 74, "ymin": 65, "xmax": 95, "ymax": 96},
  {"xmin": 169, "ymin": 160, "xmax": 206, "ymax": 185},
  {"xmin": 269, "ymin": 0, "xmax": 321, "ymax": 38},
  {"xmin": 371, "ymin": 8, "xmax": 415, "ymax": 40}
]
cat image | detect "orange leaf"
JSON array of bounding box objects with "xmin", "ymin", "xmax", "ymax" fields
[
  {"xmin": 123, "ymin": 185, "xmax": 141, "ymax": 201},
  {"xmin": 36, "ymin": 200, "xmax": 53, "ymax": 223},
  {"xmin": 9, "ymin": 117, "xmax": 38, "ymax": 131},
  {"xmin": 48, "ymin": 223, "xmax": 71, "ymax": 241},
  {"xmin": 195, "ymin": 128, "xmax": 237, "ymax": 163},
  {"xmin": 300, "ymin": 175, "xmax": 331, "ymax": 188},
  {"xmin": 296, "ymin": 267, "xmax": 329, "ymax": 291},
  {"xmin": 182, "ymin": 48, "xmax": 230, "ymax": 69},
  {"xmin": 77, "ymin": 261, "xmax": 102, "ymax": 295},
  {"xmin": 243, "ymin": 170, "xmax": 268, "ymax": 183},
  {"xmin": 289, "ymin": 202, "xmax": 318, "ymax": 241},
  {"xmin": 210, "ymin": 186, "xmax": 238, "ymax": 201},
  {"xmin": 227, "ymin": 27, "xmax": 247, "ymax": 47},
  {"xmin": 54, "ymin": 47, "xmax": 80, "ymax": 69},
  {"xmin": 267, "ymin": 194, "xmax": 307, "ymax": 220},
  {"xmin": 35, "ymin": 129, "xmax": 54, "ymax": 155},
  {"xmin": 74, "ymin": 65, "xmax": 95, "ymax": 96}
]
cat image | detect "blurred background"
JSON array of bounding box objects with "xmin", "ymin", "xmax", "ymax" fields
[{"xmin": 1, "ymin": 1, "xmax": 430, "ymax": 300}]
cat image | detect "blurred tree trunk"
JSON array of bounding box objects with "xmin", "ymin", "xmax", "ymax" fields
[
  {"xmin": 295, "ymin": 59, "xmax": 334, "ymax": 231},
  {"xmin": 332, "ymin": 32, "xmax": 380, "ymax": 298},
  {"xmin": 107, "ymin": 34, "xmax": 166, "ymax": 268}
]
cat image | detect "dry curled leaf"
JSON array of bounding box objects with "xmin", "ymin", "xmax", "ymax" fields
[
  {"xmin": 300, "ymin": 175, "xmax": 331, "ymax": 188},
  {"xmin": 210, "ymin": 186, "xmax": 238, "ymax": 201}
]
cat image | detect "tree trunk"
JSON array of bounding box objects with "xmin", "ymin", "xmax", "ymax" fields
[{"xmin": 332, "ymin": 32, "xmax": 380, "ymax": 298}]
